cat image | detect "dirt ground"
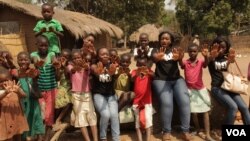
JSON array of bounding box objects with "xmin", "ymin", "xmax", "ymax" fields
[{"xmin": 56, "ymin": 48, "xmax": 250, "ymax": 141}]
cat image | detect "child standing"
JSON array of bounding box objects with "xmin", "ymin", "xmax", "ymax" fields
[
  {"xmin": 133, "ymin": 33, "xmax": 153, "ymax": 60},
  {"xmin": 179, "ymin": 43, "xmax": 214, "ymax": 141},
  {"xmin": 68, "ymin": 50, "xmax": 98, "ymax": 141},
  {"xmin": 91, "ymin": 47, "xmax": 119, "ymax": 141},
  {"xmin": 0, "ymin": 67, "xmax": 29, "ymax": 141},
  {"xmin": 16, "ymin": 52, "xmax": 45, "ymax": 141},
  {"xmin": 30, "ymin": 35, "xmax": 58, "ymax": 141},
  {"xmin": 34, "ymin": 3, "xmax": 64, "ymax": 54},
  {"xmin": 131, "ymin": 57, "xmax": 154, "ymax": 141}
]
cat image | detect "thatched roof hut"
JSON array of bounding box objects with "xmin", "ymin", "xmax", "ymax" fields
[
  {"xmin": 129, "ymin": 24, "xmax": 159, "ymax": 43},
  {"xmin": 0, "ymin": 0, "xmax": 123, "ymax": 57}
]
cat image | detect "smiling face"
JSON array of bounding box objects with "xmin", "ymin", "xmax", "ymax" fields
[
  {"xmin": 83, "ymin": 35, "xmax": 95, "ymax": 48},
  {"xmin": 72, "ymin": 51, "xmax": 82, "ymax": 64},
  {"xmin": 17, "ymin": 53, "xmax": 30, "ymax": 70},
  {"xmin": 98, "ymin": 48, "xmax": 110, "ymax": 65},
  {"xmin": 160, "ymin": 33, "xmax": 172, "ymax": 48}
]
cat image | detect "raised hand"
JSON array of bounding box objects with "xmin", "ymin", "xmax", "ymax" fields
[
  {"xmin": 155, "ymin": 47, "xmax": 166, "ymax": 61},
  {"xmin": 172, "ymin": 48, "xmax": 181, "ymax": 61},
  {"xmin": 60, "ymin": 57, "xmax": 67, "ymax": 67},
  {"xmin": 140, "ymin": 66, "xmax": 149, "ymax": 76},
  {"xmin": 227, "ymin": 48, "xmax": 236, "ymax": 63},
  {"xmin": 48, "ymin": 26, "xmax": 55, "ymax": 33},
  {"xmin": 201, "ymin": 44, "xmax": 209, "ymax": 57},
  {"xmin": 95, "ymin": 62, "xmax": 104, "ymax": 75},
  {"xmin": 210, "ymin": 43, "xmax": 220, "ymax": 59},
  {"xmin": 40, "ymin": 27, "xmax": 47, "ymax": 33},
  {"xmin": 12, "ymin": 80, "xmax": 21, "ymax": 93},
  {"xmin": 108, "ymin": 63, "xmax": 117, "ymax": 75},
  {"xmin": 35, "ymin": 60, "xmax": 45, "ymax": 67},
  {"xmin": 3, "ymin": 80, "xmax": 15, "ymax": 93},
  {"xmin": 110, "ymin": 55, "xmax": 119, "ymax": 65},
  {"xmin": 78, "ymin": 59, "xmax": 89, "ymax": 70},
  {"xmin": 52, "ymin": 59, "xmax": 61, "ymax": 69},
  {"xmin": 26, "ymin": 68, "xmax": 40, "ymax": 78}
]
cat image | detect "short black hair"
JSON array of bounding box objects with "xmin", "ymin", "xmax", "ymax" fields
[
  {"xmin": 42, "ymin": 3, "xmax": 54, "ymax": 10},
  {"xmin": 120, "ymin": 53, "xmax": 131, "ymax": 61},
  {"xmin": 139, "ymin": 33, "xmax": 149, "ymax": 39},
  {"xmin": 17, "ymin": 51, "xmax": 30, "ymax": 59},
  {"xmin": 36, "ymin": 34, "xmax": 49, "ymax": 44},
  {"xmin": 187, "ymin": 43, "xmax": 199, "ymax": 51},
  {"xmin": 61, "ymin": 48, "xmax": 71, "ymax": 54},
  {"xmin": 109, "ymin": 48, "xmax": 118, "ymax": 54},
  {"xmin": 71, "ymin": 49, "xmax": 81, "ymax": 56}
]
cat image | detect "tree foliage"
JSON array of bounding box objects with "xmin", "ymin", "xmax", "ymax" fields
[
  {"xmin": 176, "ymin": 0, "xmax": 250, "ymax": 37},
  {"xmin": 18, "ymin": 0, "xmax": 166, "ymax": 37}
]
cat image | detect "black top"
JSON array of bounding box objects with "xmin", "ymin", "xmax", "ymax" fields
[
  {"xmin": 208, "ymin": 57, "xmax": 228, "ymax": 87},
  {"xmin": 91, "ymin": 73, "xmax": 115, "ymax": 96},
  {"xmin": 152, "ymin": 48, "xmax": 181, "ymax": 81}
]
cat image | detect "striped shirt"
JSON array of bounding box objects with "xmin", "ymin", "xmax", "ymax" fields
[{"xmin": 31, "ymin": 52, "xmax": 57, "ymax": 91}]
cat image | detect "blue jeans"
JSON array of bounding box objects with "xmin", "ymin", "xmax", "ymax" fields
[
  {"xmin": 93, "ymin": 94, "xmax": 120, "ymax": 141},
  {"xmin": 211, "ymin": 87, "xmax": 250, "ymax": 124},
  {"xmin": 152, "ymin": 78, "xmax": 191, "ymax": 133}
]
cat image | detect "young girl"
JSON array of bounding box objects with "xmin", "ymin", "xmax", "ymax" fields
[
  {"xmin": 179, "ymin": 44, "xmax": 214, "ymax": 141},
  {"xmin": 54, "ymin": 49, "xmax": 72, "ymax": 120},
  {"xmin": 68, "ymin": 50, "xmax": 98, "ymax": 141},
  {"xmin": 15, "ymin": 52, "xmax": 45, "ymax": 141},
  {"xmin": 0, "ymin": 67, "xmax": 29, "ymax": 141},
  {"xmin": 131, "ymin": 57, "xmax": 154, "ymax": 141},
  {"xmin": 30, "ymin": 35, "xmax": 58, "ymax": 140},
  {"xmin": 91, "ymin": 47, "xmax": 119, "ymax": 141},
  {"xmin": 51, "ymin": 49, "xmax": 72, "ymax": 141},
  {"xmin": 208, "ymin": 37, "xmax": 250, "ymax": 125}
]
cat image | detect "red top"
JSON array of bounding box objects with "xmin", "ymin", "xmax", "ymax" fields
[
  {"xmin": 131, "ymin": 69, "xmax": 152, "ymax": 107},
  {"xmin": 182, "ymin": 59, "xmax": 205, "ymax": 90}
]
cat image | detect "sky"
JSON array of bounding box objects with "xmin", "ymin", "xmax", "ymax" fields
[{"xmin": 164, "ymin": 0, "xmax": 176, "ymax": 11}]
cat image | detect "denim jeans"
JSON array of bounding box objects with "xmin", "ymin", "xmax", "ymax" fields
[
  {"xmin": 211, "ymin": 87, "xmax": 250, "ymax": 124},
  {"xmin": 93, "ymin": 94, "xmax": 120, "ymax": 141},
  {"xmin": 152, "ymin": 78, "xmax": 191, "ymax": 133}
]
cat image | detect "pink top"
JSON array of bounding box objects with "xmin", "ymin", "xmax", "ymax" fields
[
  {"xmin": 182, "ymin": 59, "xmax": 205, "ymax": 90},
  {"xmin": 68, "ymin": 65, "xmax": 91, "ymax": 93}
]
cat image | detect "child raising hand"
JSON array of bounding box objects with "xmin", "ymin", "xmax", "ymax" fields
[{"xmin": 0, "ymin": 67, "xmax": 29, "ymax": 141}]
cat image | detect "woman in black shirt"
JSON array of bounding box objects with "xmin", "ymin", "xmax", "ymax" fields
[
  {"xmin": 208, "ymin": 36, "xmax": 250, "ymax": 125},
  {"xmin": 152, "ymin": 31, "xmax": 192, "ymax": 141}
]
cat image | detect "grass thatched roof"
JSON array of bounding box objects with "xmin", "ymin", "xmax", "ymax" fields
[
  {"xmin": 129, "ymin": 24, "xmax": 159, "ymax": 43},
  {"xmin": 0, "ymin": 0, "xmax": 123, "ymax": 39}
]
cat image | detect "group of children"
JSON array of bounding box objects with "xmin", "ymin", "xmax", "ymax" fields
[{"xmin": 1, "ymin": 2, "xmax": 250, "ymax": 141}]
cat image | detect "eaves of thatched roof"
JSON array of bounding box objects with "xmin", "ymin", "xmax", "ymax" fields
[
  {"xmin": 0, "ymin": 0, "xmax": 123, "ymax": 39},
  {"xmin": 129, "ymin": 24, "xmax": 159, "ymax": 43}
]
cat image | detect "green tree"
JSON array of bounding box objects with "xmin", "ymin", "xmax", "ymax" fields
[{"xmin": 176, "ymin": 0, "xmax": 250, "ymax": 36}]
